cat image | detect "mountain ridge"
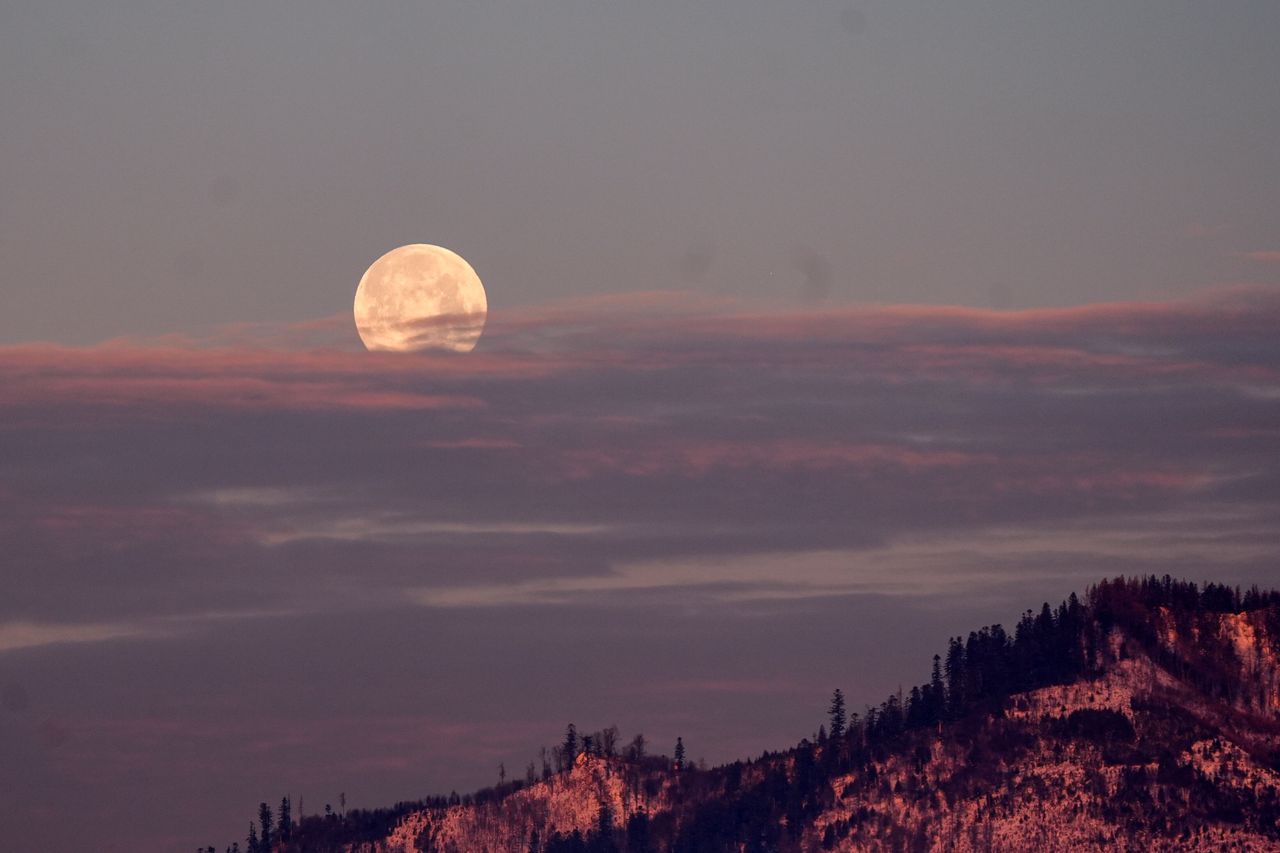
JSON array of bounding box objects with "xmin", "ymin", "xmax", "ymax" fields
[{"xmin": 227, "ymin": 576, "xmax": 1280, "ymax": 852}]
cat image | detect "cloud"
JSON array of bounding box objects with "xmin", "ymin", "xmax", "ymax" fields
[
  {"xmin": 184, "ymin": 486, "xmax": 327, "ymax": 508},
  {"xmin": 552, "ymin": 440, "xmax": 992, "ymax": 480},
  {"xmin": 258, "ymin": 516, "xmax": 614, "ymax": 546},
  {"xmin": 0, "ymin": 284, "xmax": 1277, "ymax": 633},
  {"xmin": 0, "ymin": 346, "xmax": 486, "ymax": 413},
  {"xmin": 0, "ymin": 620, "xmax": 155, "ymax": 654},
  {"xmin": 5, "ymin": 283, "xmax": 1278, "ymax": 414},
  {"xmin": 407, "ymin": 502, "xmax": 1280, "ymax": 609}
]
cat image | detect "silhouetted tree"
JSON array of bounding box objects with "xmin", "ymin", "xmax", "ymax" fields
[
  {"xmin": 592, "ymin": 797, "xmax": 617, "ymax": 852},
  {"xmin": 277, "ymin": 796, "xmax": 292, "ymax": 843},
  {"xmin": 246, "ymin": 822, "xmax": 259, "ymax": 853},
  {"xmin": 564, "ymin": 723, "xmax": 579, "ymax": 766},
  {"xmin": 828, "ymin": 688, "xmax": 846, "ymax": 741},
  {"xmin": 929, "ymin": 654, "xmax": 945, "ymax": 721},
  {"xmin": 625, "ymin": 811, "xmax": 651, "ymax": 852},
  {"xmin": 944, "ymin": 637, "xmax": 966, "ymax": 717},
  {"xmin": 674, "ymin": 737, "xmax": 686, "ymax": 771},
  {"xmin": 257, "ymin": 803, "xmax": 274, "ymax": 850},
  {"xmin": 602, "ymin": 725, "xmax": 619, "ymax": 757},
  {"xmin": 627, "ymin": 733, "xmax": 646, "ymax": 762},
  {"xmin": 905, "ymin": 685, "xmax": 924, "ymax": 727}
]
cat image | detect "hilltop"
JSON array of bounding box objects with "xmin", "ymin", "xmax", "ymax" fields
[{"xmin": 222, "ymin": 576, "xmax": 1280, "ymax": 852}]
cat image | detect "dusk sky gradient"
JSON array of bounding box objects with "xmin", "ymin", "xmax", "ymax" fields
[{"xmin": 2, "ymin": 2, "xmax": 1279, "ymax": 851}]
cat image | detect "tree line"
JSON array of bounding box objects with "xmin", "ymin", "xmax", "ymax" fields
[
  {"xmin": 210, "ymin": 575, "xmax": 1280, "ymax": 852},
  {"xmin": 823, "ymin": 575, "xmax": 1280, "ymax": 759}
]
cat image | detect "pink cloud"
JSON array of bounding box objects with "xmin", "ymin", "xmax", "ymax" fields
[
  {"xmin": 0, "ymin": 346, "xmax": 489, "ymax": 412},
  {"xmin": 2, "ymin": 284, "xmax": 1277, "ymax": 425},
  {"xmin": 421, "ymin": 438, "xmax": 524, "ymax": 449},
  {"xmin": 16, "ymin": 374, "xmax": 478, "ymax": 411},
  {"xmin": 1005, "ymin": 471, "xmax": 1209, "ymax": 494},
  {"xmin": 40, "ymin": 498, "xmax": 259, "ymax": 537}
]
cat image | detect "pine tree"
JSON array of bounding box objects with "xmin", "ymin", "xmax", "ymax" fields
[
  {"xmin": 597, "ymin": 797, "xmax": 614, "ymax": 837},
  {"xmin": 674, "ymin": 736, "xmax": 686, "ymax": 770},
  {"xmin": 564, "ymin": 723, "xmax": 579, "ymax": 766},
  {"xmin": 258, "ymin": 803, "xmax": 273, "ymax": 850},
  {"xmin": 277, "ymin": 796, "xmax": 291, "ymax": 843},
  {"xmin": 906, "ymin": 685, "xmax": 925, "ymax": 727},
  {"xmin": 246, "ymin": 822, "xmax": 259, "ymax": 853},
  {"xmin": 944, "ymin": 637, "xmax": 966, "ymax": 717},
  {"xmin": 930, "ymin": 654, "xmax": 945, "ymax": 720},
  {"xmin": 626, "ymin": 811, "xmax": 651, "ymax": 852},
  {"xmin": 828, "ymin": 688, "xmax": 846, "ymax": 740}
]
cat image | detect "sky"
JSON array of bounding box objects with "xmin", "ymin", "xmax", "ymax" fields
[{"xmin": 1, "ymin": 1, "xmax": 1279, "ymax": 851}]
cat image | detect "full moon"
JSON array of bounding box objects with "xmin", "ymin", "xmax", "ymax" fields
[{"xmin": 353, "ymin": 244, "xmax": 488, "ymax": 353}]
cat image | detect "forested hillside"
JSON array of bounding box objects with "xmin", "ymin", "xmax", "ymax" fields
[{"xmin": 211, "ymin": 576, "xmax": 1280, "ymax": 852}]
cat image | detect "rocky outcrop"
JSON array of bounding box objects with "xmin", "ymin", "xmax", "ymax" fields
[{"xmin": 385, "ymin": 753, "xmax": 675, "ymax": 852}]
